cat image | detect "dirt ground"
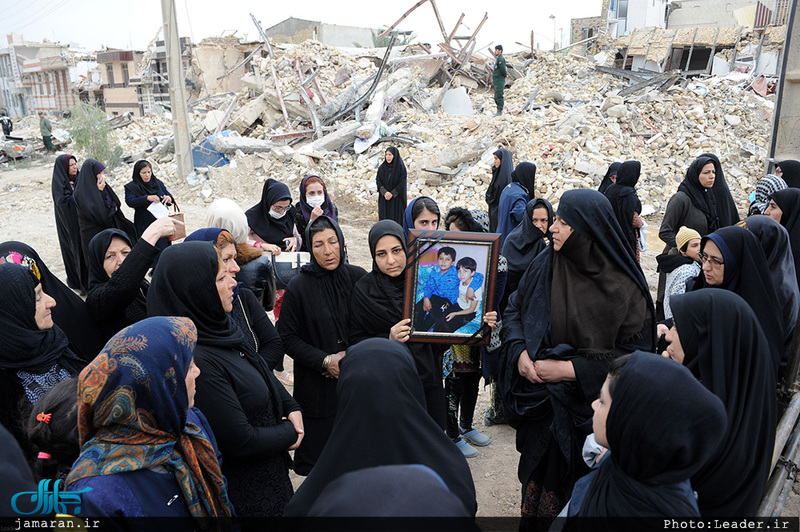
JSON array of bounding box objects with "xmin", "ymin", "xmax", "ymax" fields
[{"xmin": 1, "ymin": 155, "xmax": 797, "ymax": 518}]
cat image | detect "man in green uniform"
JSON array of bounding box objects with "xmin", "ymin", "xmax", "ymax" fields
[
  {"xmin": 39, "ymin": 111, "xmax": 54, "ymax": 152},
  {"xmin": 492, "ymin": 45, "xmax": 508, "ymax": 116}
]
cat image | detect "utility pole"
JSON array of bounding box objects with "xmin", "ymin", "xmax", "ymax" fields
[{"xmin": 161, "ymin": 0, "xmax": 192, "ymax": 179}]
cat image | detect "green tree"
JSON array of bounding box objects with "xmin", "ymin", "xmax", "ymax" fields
[{"xmin": 66, "ymin": 103, "xmax": 123, "ymax": 168}]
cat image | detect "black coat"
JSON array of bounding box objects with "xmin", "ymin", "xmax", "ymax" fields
[
  {"xmin": 233, "ymin": 285, "xmax": 283, "ymax": 371},
  {"xmin": 51, "ymin": 155, "xmax": 88, "ymax": 292},
  {"xmin": 124, "ymin": 179, "xmax": 173, "ymax": 251},
  {"xmin": 376, "ymin": 147, "xmax": 407, "ymax": 225}
]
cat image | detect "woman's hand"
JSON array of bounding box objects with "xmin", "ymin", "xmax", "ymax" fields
[
  {"xmin": 310, "ymin": 205, "xmax": 323, "ymax": 220},
  {"xmin": 265, "ymin": 243, "xmax": 281, "ymax": 256},
  {"xmin": 286, "ymin": 411, "xmax": 305, "ymax": 450},
  {"xmin": 533, "ymin": 359, "xmax": 575, "ymax": 383},
  {"xmin": 384, "ymin": 191, "xmax": 393, "ymax": 201},
  {"xmin": 141, "ymin": 216, "xmax": 183, "ymax": 245},
  {"xmin": 483, "ymin": 311, "xmax": 497, "ymax": 330},
  {"xmin": 162, "ymin": 195, "xmax": 173, "ymax": 205},
  {"xmin": 389, "ymin": 318, "xmax": 412, "ymax": 343},
  {"xmin": 326, "ymin": 351, "xmax": 345, "ymax": 379},
  {"xmin": 97, "ymin": 174, "xmax": 106, "ymax": 191},
  {"xmin": 657, "ymin": 323, "xmax": 669, "ymax": 338},
  {"xmin": 284, "ymin": 238, "xmax": 297, "ymax": 252},
  {"xmin": 517, "ymin": 350, "xmax": 542, "ymax": 383},
  {"xmin": 147, "ymin": 195, "xmax": 160, "ymax": 203}
]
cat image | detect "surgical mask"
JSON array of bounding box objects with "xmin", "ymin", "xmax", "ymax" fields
[
  {"xmin": 269, "ymin": 208, "xmax": 286, "ymax": 219},
  {"xmin": 306, "ymin": 195, "xmax": 325, "ymax": 208}
]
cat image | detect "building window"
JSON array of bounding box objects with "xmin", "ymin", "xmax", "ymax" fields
[
  {"xmin": 619, "ymin": 0, "xmax": 628, "ymax": 19},
  {"xmin": 122, "ymin": 63, "xmax": 129, "ymax": 87},
  {"xmin": 107, "ymin": 65, "xmax": 115, "ymax": 86}
]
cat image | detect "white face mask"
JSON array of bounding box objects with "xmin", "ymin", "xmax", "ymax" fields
[
  {"xmin": 269, "ymin": 208, "xmax": 286, "ymax": 219},
  {"xmin": 306, "ymin": 195, "xmax": 325, "ymax": 208}
]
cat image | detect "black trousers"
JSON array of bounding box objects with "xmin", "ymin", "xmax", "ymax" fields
[
  {"xmin": 445, "ymin": 371, "xmax": 481, "ymax": 440},
  {"xmin": 414, "ymin": 294, "xmax": 453, "ymax": 332}
]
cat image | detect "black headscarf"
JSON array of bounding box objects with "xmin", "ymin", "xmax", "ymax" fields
[
  {"xmin": 73, "ymin": 159, "xmax": 115, "ymax": 221},
  {"xmin": 693, "ymin": 226, "xmax": 784, "ymax": 373},
  {"xmin": 0, "ymin": 241, "xmax": 104, "ymax": 360},
  {"xmin": 603, "ymin": 160, "xmax": 642, "ymax": 254},
  {"xmin": 778, "ymin": 159, "xmax": 800, "ymax": 189},
  {"xmin": 376, "ymin": 147, "xmax": 407, "ymax": 198},
  {"xmin": 502, "ymin": 198, "xmax": 553, "ymax": 285},
  {"xmin": 770, "ymin": 187, "xmax": 800, "ymax": 289},
  {"xmin": 677, "ymin": 155, "xmax": 739, "ymax": 233},
  {"xmin": 597, "ymin": 162, "xmax": 621, "ymax": 194},
  {"xmin": 284, "ymin": 338, "xmax": 477, "ymax": 517},
  {"xmin": 147, "ymin": 241, "xmax": 249, "ymax": 352},
  {"xmin": 568, "ymin": 352, "xmax": 727, "ymax": 526},
  {"xmin": 510, "ymin": 162, "xmax": 536, "ymax": 202},
  {"xmin": 0, "ymin": 263, "xmax": 82, "ymax": 373},
  {"xmin": 671, "ymin": 289, "xmax": 777, "ymax": 517},
  {"xmin": 245, "ymin": 178, "xmax": 295, "ymax": 247},
  {"xmin": 486, "ymin": 148, "xmax": 513, "ymax": 206},
  {"xmin": 87, "ymin": 229, "xmax": 137, "ymax": 288},
  {"xmin": 739, "ymin": 215, "xmax": 799, "ymax": 362},
  {"xmin": 124, "ymin": 160, "xmax": 162, "ymax": 198}
]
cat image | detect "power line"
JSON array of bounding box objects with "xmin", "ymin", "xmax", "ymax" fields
[
  {"xmin": 0, "ymin": 0, "xmax": 76, "ymax": 37},
  {"xmin": 0, "ymin": 0, "xmax": 68, "ymax": 32}
]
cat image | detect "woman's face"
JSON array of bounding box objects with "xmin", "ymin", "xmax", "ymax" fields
[
  {"xmin": 776, "ymin": 165, "xmax": 784, "ymax": 178},
  {"xmin": 385, "ymin": 150, "xmax": 394, "ymax": 164},
  {"xmin": 765, "ymin": 199, "xmax": 783, "ymax": 222},
  {"xmin": 219, "ymin": 243, "xmax": 240, "ymax": 278},
  {"xmin": 591, "ymin": 377, "xmax": 612, "ymax": 449},
  {"xmin": 550, "ymin": 215, "xmax": 574, "ymax": 252},
  {"xmin": 681, "ymin": 238, "xmax": 702, "ymax": 262},
  {"xmin": 374, "ymin": 235, "xmax": 405, "ymax": 278},
  {"xmin": 312, "ymin": 228, "xmax": 341, "ymax": 271},
  {"xmin": 532, "ymin": 207, "xmax": 550, "ymax": 234},
  {"xmin": 306, "ymin": 181, "xmax": 324, "ymax": 198},
  {"xmin": 701, "ymin": 240, "xmax": 725, "ymax": 286},
  {"xmin": 68, "ymin": 158, "xmax": 78, "ymax": 177},
  {"xmin": 185, "ymin": 358, "xmax": 200, "ymax": 409},
  {"xmin": 493, "ymin": 155, "xmax": 501, "ymax": 168},
  {"xmin": 270, "ymin": 199, "xmax": 291, "ymax": 215},
  {"xmin": 104, "ymin": 237, "xmax": 131, "ymax": 278},
  {"xmin": 139, "ymin": 165, "xmax": 152, "ymax": 183},
  {"xmin": 215, "ymin": 260, "xmax": 236, "ymax": 313},
  {"xmin": 698, "ymin": 162, "xmax": 716, "ymax": 188},
  {"xmin": 663, "ymin": 323, "xmax": 685, "ymax": 365},
  {"xmin": 414, "ymin": 208, "xmax": 439, "ymax": 230},
  {"xmin": 34, "ymin": 284, "xmax": 56, "ymax": 330}
]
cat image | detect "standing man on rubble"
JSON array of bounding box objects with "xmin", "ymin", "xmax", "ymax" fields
[
  {"xmin": 0, "ymin": 112, "xmax": 11, "ymax": 138},
  {"xmin": 39, "ymin": 111, "xmax": 54, "ymax": 152},
  {"xmin": 492, "ymin": 45, "xmax": 508, "ymax": 116}
]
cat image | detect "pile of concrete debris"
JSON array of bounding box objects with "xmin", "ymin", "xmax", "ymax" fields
[{"xmin": 94, "ymin": 39, "xmax": 773, "ymax": 220}]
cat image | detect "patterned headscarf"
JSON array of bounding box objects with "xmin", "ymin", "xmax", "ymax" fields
[
  {"xmin": 748, "ymin": 174, "xmax": 787, "ymax": 216},
  {"xmin": 67, "ymin": 317, "xmax": 232, "ymax": 525}
]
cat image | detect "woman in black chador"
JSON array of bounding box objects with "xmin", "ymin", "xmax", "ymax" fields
[
  {"xmin": 124, "ymin": 159, "xmax": 174, "ymax": 252},
  {"xmin": 486, "ymin": 148, "xmax": 513, "ymax": 232},
  {"xmin": 376, "ymin": 146, "xmax": 407, "ymax": 225},
  {"xmin": 51, "ymin": 154, "xmax": 88, "ymax": 293}
]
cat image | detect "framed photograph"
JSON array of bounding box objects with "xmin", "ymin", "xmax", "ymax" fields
[{"xmin": 403, "ymin": 229, "xmax": 500, "ymax": 344}]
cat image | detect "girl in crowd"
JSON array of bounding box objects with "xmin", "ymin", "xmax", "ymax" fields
[
  {"xmin": 496, "ymin": 162, "xmax": 536, "ymax": 246},
  {"xmin": 563, "ymin": 353, "xmax": 726, "ymax": 529},
  {"xmin": 66, "ymin": 317, "xmax": 233, "ymax": 526},
  {"xmin": 24, "ymin": 377, "xmax": 79, "ymax": 481},
  {"xmin": 658, "ymin": 226, "xmax": 702, "ymax": 320},
  {"xmin": 295, "ymin": 175, "xmax": 338, "ymax": 252},
  {"xmin": 85, "ymin": 216, "xmax": 181, "ymax": 342},
  {"xmin": 0, "ymin": 263, "xmax": 88, "ymax": 452},
  {"xmin": 667, "ymin": 290, "xmax": 776, "ymax": 516},
  {"xmin": 597, "ymin": 162, "xmax": 621, "ymax": 194},
  {"xmin": 245, "ymin": 178, "xmax": 301, "ymax": 254},
  {"xmin": 51, "ymin": 154, "xmax": 88, "ymax": 293},
  {"xmin": 766, "ymin": 188, "xmax": 800, "ymax": 289},
  {"xmin": 603, "ymin": 160, "xmax": 644, "ymax": 261},
  {"xmin": 285, "ymin": 338, "xmax": 477, "ymax": 517},
  {"xmin": 776, "ymin": 159, "xmax": 800, "ymax": 188},
  {"xmin": 73, "ymin": 158, "xmax": 137, "ymax": 262},
  {"xmin": 184, "ymin": 228, "xmax": 284, "ymax": 371},
  {"xmin": 485, "ymin": 148, "xmax": 513, "ymax": 232},
  {"xmin": 148, "ymin": 242, "xmax": 302, "ymax": 517},
  {"xmin": 402, "ymin": 196, "xmax": 440, "ymax": 235},
  {"xmin": 349, "ymin": 220, "xmax": 447, "ymax": 429},
  {"xmin": 500, "ymin": 189, "xmax": 655, "ymax": 526},
  {"xmin": 277, "ymin": 216, "xmax": 367, "ymax": 476},
  {"xmin": 501, "ymin": 198, "xmax": 553, "ymax": 313},
  {"xmin": 376, "ymin": 146, "xmax": 407, "ymax": 226},
  {"xmin": 0, "ymin": 241, "xmax": 104, "ymax": 359},
  {"xmin": 657, "ymin": 154, "xmax": 739, "ymax": 319},
  {"xmin": 748, "ymin": 173, "xmax": 787, "ymax": 216},
  {"xmin": 692, "ymin": 226, "xmax": 786, "ymax": 373},
  {"xmin": 124, "ymin": 159, "xmax": 175, "ymax": 252}
]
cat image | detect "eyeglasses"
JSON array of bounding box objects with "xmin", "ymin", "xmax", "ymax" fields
[
  {"xmin": 699, "ymin": 252, "xmax": 724, "ymax": 268},
  {"xmin": 272, "ymin": 205, "xmax": 291, "ymax": 214}
]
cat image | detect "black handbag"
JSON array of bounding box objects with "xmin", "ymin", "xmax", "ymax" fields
[{"xmin": 271, "ymin": 252, "xmax": 311, "ymax": 290}]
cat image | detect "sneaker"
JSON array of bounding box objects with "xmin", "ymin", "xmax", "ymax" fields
[
  {"xmin": 456, "ymin": 438, "xmax": 478, "ymax": 458},
  {"xmin": 460, "ymin": 427, "xmax": 491, "ymax": 447}
]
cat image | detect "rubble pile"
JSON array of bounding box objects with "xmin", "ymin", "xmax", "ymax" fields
[{"xmin": 84, "ymin": 38, "xmax": 776, "ymax": 220}]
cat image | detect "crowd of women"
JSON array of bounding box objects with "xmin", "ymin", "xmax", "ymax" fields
[{"xmin": 1, "ymin": 146, "xmax": 799, "ymax": 528}]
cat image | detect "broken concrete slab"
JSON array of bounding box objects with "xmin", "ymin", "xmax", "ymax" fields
[
  {"xmin": 441, "ymin": 87, "xmax": 474, "ymax": 115},
  {"xmin": 308, "ymin": 120, "xmax": 362, "ymax": 152},
  {"xmin": 208, "ymin": 136, "xmax": 277, "ymax": 154}
]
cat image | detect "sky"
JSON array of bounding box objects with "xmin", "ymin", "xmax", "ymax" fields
[{"xmin": 0, "ymin": 0, "xmax": 601, "ymax": 54}]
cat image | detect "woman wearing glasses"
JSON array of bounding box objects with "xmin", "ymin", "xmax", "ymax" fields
[
  {"xmin": 691, "ymin": 226, "xmax": 787, "ymax": 377},
  {"xmin": 246, "ymin": 178, "xmax": 302, "ymax": 255}
]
